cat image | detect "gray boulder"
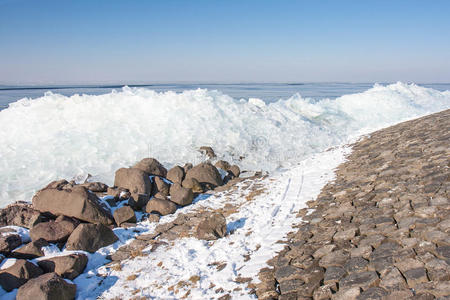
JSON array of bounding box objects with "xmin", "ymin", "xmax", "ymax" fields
[
  {"xmin": 16, "ymin": 272, "xmax": 76, "ymax": 300},
  {"xmin": 65, "ymin": 223, "xmax": 118, "ymax": 253},
  {"xmin": 132, "ymin": 158, "xmax": 167, "ymax": 177},
  {"xmin": 114, "ymin": 167, "xmax": 152, "ymax": 195},
  {"xmin": 32, "ymin": 186, "xmax": 114, "ymax": 225}
]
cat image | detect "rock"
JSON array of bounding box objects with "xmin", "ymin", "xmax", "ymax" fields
[
  {"xmin": 380, "ymin": 267, "xmax": 408, "ymax": 291},
  {"xmin": 199, "ymin": 146, "xmax": 216, "ymax": 158},
  {"xmin": 339, "ymin": 271, "xmax": 380, "ymax": 291},
  {"xmin": 228, "ymin": 165, "xmax": 241, "ymax": 178},
  {"xmin": 167, "ymin": 166, "xmax": 185, "ymax": 183},
  {"xmin": 324, "ymin": 266, "xmax": 347, "ymax": 285},
  {"xmin": 344, "ymin": 257, "xmax": 369, "ymax": 273},
  {"xmin": 79, "ymin": 181, "xmax": 108, "ymax": 192},
  {"xmin": 145, "ymin": 198, "xmax": 177, "ymax": 216},
  {"xmin": 153, "ymin": 176, "xmax": 170, "ymax": 197},
  {"xmin": 65, "ymin": 223, "xmax": 118, "ymax": 253},
  {"xmin": 319, "ymin": 250, "xmax": 349, "ymax": 268},
  {"xmin": 114, "ymin": 167, "xmax": 152, "ymax": 195},
  {"xmin": 32, "ymin": 186, "xmax": 114, "ymax": 225},
  {"xmin": 37, "ymin": 253, "xmax": 88, "ymax": 280},
  {"xmin": 132, "ymin": 157, "xmax": 167, "ymax": 177},
  {"xmin": 313, "ymin": 244, "xmax": 336, "ymax": 259},
  {"xmin": 331, "ymin": 287, "xmax": 360, "ymax": 300},
  {"xmin": 183, "ymin": 163, "xmax": 193, "ymax": 173},
  {"xmin": 0, "ymin": 259, "xmax": 43, "ymax": 292},
  {"xmin": 215, "ymin": 160, "xmax": 231, "ymax": 171},
  {"xmin": 43, "ymin": 179, "xmax": 71, "ymax": 190},
  {"xmin": 0, "ymin": 234, "xmax": 22, "ymax": 255},
  {"xmin": 148, "ymin": 213, "xmax": 160, "ymax": 223},
  {"xmin": 182, "ymin": 177, "xmax": 204, "ymax": 193},
  {"xmin": 185, "ymin": 162, "xmax": 223, "ymax": 189},
  {"xmin": 0, "ymin": 202, "xmax": 44, "ymax": 228},
  {"xmin": 333, "ymin": 228, "xmax": 357, "ymax": 242},
  {"xmin": 128, "ymin": 193, "xmax": 150, "ymax": 210},
  {"xmin": 403, "ymin": 267, "xmax": 428, "ymax": 288},
  {"xmin": 12, "ymin": 239, "xmax": 48, "ymax": 259},
  {"xmin": 356, "ymin": 287, "xmax": 387, "ymax": 300},
  {"xmin": 169, "ymin": 183, "xmax": 193, "ymax": 206},
  {"xmin": 29, "ymin": 216, "xmax": 78, "ymax": 243},
  {"xmin": 16, "ymin": 272, "xmax": 76, "ymax": 300},
  {"xmin": 350, "ymin": 245, "xmax": 372, "ymax": 259},
  {"xmin": 196, "ymin": 213, "xmax": 227, "ymax": 240},
  {"xmin": 113, "ymin": 206, "xmax": 136, "ymax": 225}
]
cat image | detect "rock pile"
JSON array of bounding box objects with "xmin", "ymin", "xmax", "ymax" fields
[
  {"xmin": 0, "ymin": 148, "xmax": 241, "ymax": 297},
  {"xmin": 255, "ymin": 109, "xmax": 450, "ymax": 299}
]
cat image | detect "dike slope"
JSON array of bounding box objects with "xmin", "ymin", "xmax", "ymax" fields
[{"xmin": 256, "ymin": 109, "xmax": 450, "ymax": 299}]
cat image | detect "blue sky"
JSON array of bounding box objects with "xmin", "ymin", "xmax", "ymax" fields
[{"xmin": 1, "ymin": 0, "xmax": 449, "ymax": 83}]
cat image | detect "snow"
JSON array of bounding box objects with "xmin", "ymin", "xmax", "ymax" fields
[
  {"xmin": 1, "ymin": 82, "xmax": 449, "ymax": 207},
  {"xmin": 71, "ymin": 145, "xmax": 349, "ymax": 299}
]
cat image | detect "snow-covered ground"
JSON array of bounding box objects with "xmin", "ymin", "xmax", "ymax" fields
[{"xmin": 76, "ymin": 145, "xmax": 349, "ymax": 299}]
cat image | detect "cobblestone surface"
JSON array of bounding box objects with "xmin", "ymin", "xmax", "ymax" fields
[{"xmin": 256, "ymin": 109, "xmax": 450, "ymax": 299}]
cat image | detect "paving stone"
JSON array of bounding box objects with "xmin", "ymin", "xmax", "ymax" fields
[
  {"xmin": 379, "ymin": 267, "xmax": 408, "ymax": 291},
  {"xmin": 356, "ymin": 287, "xmax": 388, "ymax": 300},
  {"xmin": 403, "ymin": 267, "xmax": 429, "ymax": 288},
  {"xmin": 324, "ymin": 266, "xmax": 346, "ymax": 285}
]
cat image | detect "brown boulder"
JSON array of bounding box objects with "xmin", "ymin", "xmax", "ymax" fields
[
  {"xmin": 181, "ymin": 177, "xmax": 204, "ymax": 193},
  {"xmin": 0, "ymin": 234, "xmax": 22, "ymax": 255},
  {"xmin": 185, "ymin": 162, "xmax": 223, "ymax": 189},
  {"xmin": 0, "ymin": 202, "xmax": 44, "ymax": 229},
  {"xmin": 152, "ymin": 176, "xmax": 170, "ymax": 197},
  {"xmin": 65, "ymin": 223, "xmax": 118, "ymax": 253},
  {"xmin": 167, "ymin": 166, "xmax": 185, "ymax": 183},
  {"xmin": 12, "ymin": 239, "xmax": 49, "ymax": 259},
  {"xmin": 29, "ymin": 216, "xmax": 78, "ymax": 243},
  {"xmin": 114, "ymin": 167, "xmax": 152, "ymax": 195},
  {"xmin": 113, "ymin": 206, "xmax": 136, "ymax": 225},
  {"xmin": 132, "ymin": 157, "xmax": 167, "ymax": 177},
  {"xmin": 0, "ymin": 259, "xmax": 43, "ymax": 292},
  {"xmin": 196, "ymin": 213, "xmax": 227, "ymax": 240},
  {"xmin": 215, "ymin": 160, "xmax": 231, "ymax": 171},
  {"xmin": 37, "ymin": 253, "xmax": 88, "ymax": 280},
  {"xmin": 199, "ymin": 146, "xmax": 216, "ymax": 158},
  {"xmin": 228, "ymin": 165, "xmax": 241, "ymax": 178},
  {"xmin": 183, "ymin": 163, "xmax": 193, "ymax": 173},
  {"xmin": 79, "ymin": 181, "xmax": 108, "ymax": 192},
  {"xmin": 16, "ymin": 272, "xmax": 76, "ymax": 300},
  {"xmin": 145, "ymin": 198, "xmax": 177, "ymax": 216},
  {"xmin": 32, "ymin": 186, "xmax": 114, "ymax": 225},
  {"xmin": 169, "ymin": 183, "xmax": 193, "ymax": 206},
  {"xmin": 128, "ymin": 193, "xmax": 150, "ymax": 210}
]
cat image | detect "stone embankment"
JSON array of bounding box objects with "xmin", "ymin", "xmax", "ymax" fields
[{"xmin": 256, "ymin": 109, "xmax": 450, "ymax": 299}]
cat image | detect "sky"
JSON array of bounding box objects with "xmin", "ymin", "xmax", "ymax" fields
[{"xmin": 1, "ymin": 0, "xmax": 450, "ymax": 84}]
